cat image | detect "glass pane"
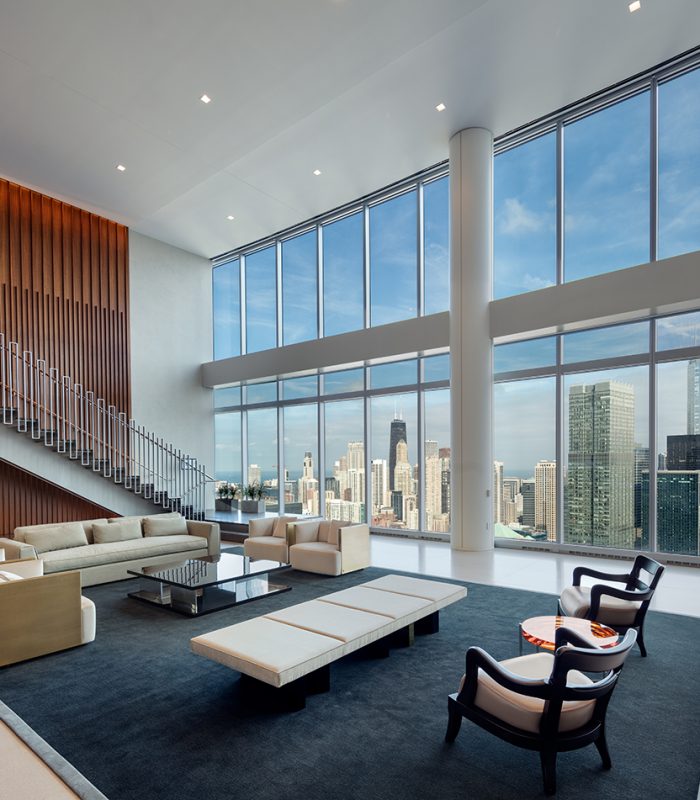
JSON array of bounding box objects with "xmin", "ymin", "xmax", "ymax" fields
[
  {"xmin": 322, "ymin": 368, "xmax": 364, "ymax": 395},
  {"xmin": 494, "ymin": 377, "xmax": 557, "ymax": 541},
  {"xmin": 423, "ymin": 354, "xmax": 450, "ymax": 383},
  {"xmin": 245, "ymin": 382, "xmax": 277, "ymax": 405},
  {"xmin": 423, "ymin": 176, "xmax": 450, "ymax": 314},
  {"xmin": 370, "ymin": 393, "xmax": 419, "ymax": 530},
  {"xmin": 323, "ymin": 212, "xmax": 364, "ymax": 337},
  {"xmin": 214, "ymin": 412, "xmax": 241, "ymax": 485},
  {"xmin": 655, "ymin": 359, "xmax": 700, "ymax": 554},
  {"xmin": 246, "ymin": 407, "xmax": 279, "ymax": 511},
  {"xmin": 494, "ymin": 133, "xmax": 556, "ymax": 299},
  {"xmin": 564, "ymin": 366, "xmax": 648, "ymax": 549},
  {"xmin": 282, "ymin": 231, "xmax": 317, "ymax": 345},
  {"xmin": 281, "ymin": 375, "xmax": 318, "ymax": 399},
  {"xmin": 562, "ymin": 322, "xmax": 649, "ymax": 363},
  {"xmin": 369, "ymin": 359, "xmax": 417, "ymax": 389},
  {"xmin": 283, "ymin": 404, "xmax": 319, "ymax": 517},
  {"xmin": 324, "ymin": 399, "xmax": 365, "ymax": 523},
  {"xmin": 424, "ymin": 389, "xmax": 451, "ymax": 534},
  {"xmin": 245, "ymin": 247, "xmax": 277, "ymax": 353},
  {"xmin": 370, "ymin": 191, "xmax": 417, "ymax": 325},
  {"xmin": 658, "ymin": 68, "xmax": 700, "ymax": 260},
  {"xmin": 494, "ymin": 337, "xmax": 556, "ymax": 374},
  {"xmin": 657, "ymin": 311, "xmax": 700, "ymax": 351},
  {"xmin": 213, "ymin": 386, "xmax": 241, "ymax": 409},
  {"xmin": 212, "ymin": 260, "xmax": 240, "ymax": 360},
  {"xmin": 564, "ymin": 92, "xmax": 650, "ymax": 281}
]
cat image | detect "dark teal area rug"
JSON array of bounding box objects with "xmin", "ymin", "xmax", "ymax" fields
[{"xmin": 1, "ymin": 567, "xmax": 698, "ymax": 800}]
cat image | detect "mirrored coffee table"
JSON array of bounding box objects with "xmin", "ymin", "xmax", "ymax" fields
[{"xmin": 127, "ymin": 552, "xmax": 291, "ymax": 616}]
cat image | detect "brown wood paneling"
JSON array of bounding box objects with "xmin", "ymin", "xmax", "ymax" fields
[
  {"xmin": 0, "ymin": 177, "xmax": 130, "ymax": 415},
  {"xmin": 0, "ymin": 459, "xmax": 117, "ymax": 537}
]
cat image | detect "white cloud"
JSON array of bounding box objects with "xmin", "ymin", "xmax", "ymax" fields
[{"xmin": 500, "ymin": 198, "xmax": 546, "ymax": 235}]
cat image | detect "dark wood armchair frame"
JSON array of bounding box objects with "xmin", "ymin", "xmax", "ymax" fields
[
  {"xmin": 445, "ymin": 628, "xmax": 637, "ymax": 796},
  {"xmin": 558, "ymin": 554, "xmax": 664, "ymax": 656}
]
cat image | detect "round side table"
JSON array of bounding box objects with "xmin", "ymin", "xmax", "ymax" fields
[{"xmin": 519, "ymin": 615, "xmax": 618, "ymax": 655}]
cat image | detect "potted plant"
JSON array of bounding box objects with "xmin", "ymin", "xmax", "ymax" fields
[
  {"xmin": 215, "ymin": 482, "xmax": 239, "ymax": 511},
  {"xmin": 240, "ymin": 482, "xmax": 267, "ymax": 514}
]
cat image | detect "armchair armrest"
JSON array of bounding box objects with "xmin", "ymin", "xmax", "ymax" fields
[
  {"xmin": 186, "ymin": 520, "xmax": 220, "ymax": 556},
  {"xmin": 572, "ymin": 566, "xmax": 631, "ymax": 586},
  {"xmin": 589, "ymin": 583, "xmax": 650, "ymax": 620},
  {"xmin": 554, "ymin": 626, "xmax": 600, "ymax": 651},
  {"xmin": 0, "ymin": 537, "xmax": 36, "ymax": 561},
  {"xmin": 458, "ymin": 647, "xmax": 551, "ymax": 706},
  {"xmin": 0, "ymin": 558, "xmax": 44, "ymax": 578},
  {"xmin": 338, "ymin": 524, "xmax": 370, "ymax": 573}
]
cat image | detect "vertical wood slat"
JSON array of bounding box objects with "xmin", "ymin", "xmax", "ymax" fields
[{"xmin": 0, "ymin": 460, "xmax": 116, "ymax": 537}]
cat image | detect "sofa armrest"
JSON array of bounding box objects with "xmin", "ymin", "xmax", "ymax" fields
[
  {"xmin": 338, "ymin": 524, "xmax": 370, "ymax": 573},
  {"xmin": 0, "ymin": 538, "xmax": 36, "ymax": 561},
  {"xmin": 186, "ymin": 520, "xmax": 221, "ymax": 557},
  {"xmin": 293, "ymin": 520, "xmax": 320, "ymax": 544},
  {"xmin": 0, "ymin": 558, "xmax": 44, "ymax": 578},
  {"xmin": 248, "ymin": 518, "xmax": 275, "ymax": 538}
]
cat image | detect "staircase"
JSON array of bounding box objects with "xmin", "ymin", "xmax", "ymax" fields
[{"xmin": 0, "ymin": 333, "xmax": 211, "ymax": 519}]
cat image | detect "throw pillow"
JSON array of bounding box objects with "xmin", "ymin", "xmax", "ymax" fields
[
  {"xmin": 317, "ymin": 521, "xmax": 332, "ymax": 542},
  {"xmin": 23, "ymin": 523, "xmax": 88, "ymax": 554},
  {"xmin": 93, "ymin": 520, "xmax": 142, "ymax": 544},
  {"xmin": 143, "ymin": 516, "xmax": 188, "ymax": 537},
  {"xmin": 272, "ymin": 517, "xmax": 293, "ymax": 540},
  {"xmin": 327, "ymin": 520, "xmax": 350, "ymax": 547},
  {"xmin": 0, "ymin": 571, "xmax": 23, "ymax": 582}
]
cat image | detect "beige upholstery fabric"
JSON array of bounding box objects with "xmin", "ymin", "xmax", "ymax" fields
[
  {"xmin": 0, "ymin": 570, "xmax": 23, "ymax": 582},
  {"xmin": 0, "ymin": 538, "xmax": 36, "ymax": 560},
  {"xmin": 80, "ymin": 596, "xmax": 96, "ymax": 643},
  {"xmin": 560, "ymin": 585, "xmax": 641, "ymax": 626},
  {"xmin": 273, "ymin": 516, "xmax": 295, "ymax": 539},
  {"xmin": 23, "ymin": 524, "xmax": 88, "ymax": 554},
  {"xmin": 109, "ymin": 511, "xmax": 180, "ymax": 525},
  {"xmin": 0, "ymin": 559, "xmax": 44, "ymax": 578},
  {"xmin": 316, "ymin": 520, "xmax": 332, "ymax": 543},
  {"xmin": 327, "ymin": 520, "xmax": 349, "ymax": 547},
  {"xmin": 248, "ymin": 518, "xmax": 275, "ymax": 537},
  {"xmin": 320, "ymin": 586, "xmax": 432, "ymax": 618},
  {"xmin": 14, "ymin": 519, "xmax": 108, "ymax": 545},
  {"xmin": 92, "ymin": 520, "xmax": 142, "ymax": 544},
  {"xmin": 363, "ymin": 574, "xmax": 465, "ymax": 603},
  {"xmin": 290, "ymin": 542, "xmax": 341, "ymax": 576},
  {"xmin": 143, "ymin": 516, "xmax": 188, "ymax": 537},
  {"xmin": 40, "ymin": 535, "xmax": 205, "ymax": 572},
  {"xmin": 462, "ymin": 652, "xmax": 595, "ymax": 734},
  {"xmin": 191, "ymin": 617, "xmax": 342, "ymax": 687},
  {"xmin": 244, "ymin": 536, "xmax": 288, "ymax": 562},
  {"xmin": 293, "ymin": 520, "xmax": 321, "ymax": 544},
  {"xmin": 266, "ymin": 600, "xmax": 392, "ymax": 643}
]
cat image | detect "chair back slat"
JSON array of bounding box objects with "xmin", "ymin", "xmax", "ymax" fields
[
  {"xmin": 552, "ymin": 629, "xmax": 637, "ymax": 684},
  {"xmin": 631, "ymin": 555, "xmax": 665, "ymax": 591}
]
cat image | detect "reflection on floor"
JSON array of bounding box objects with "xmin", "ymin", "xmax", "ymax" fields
[{"xmin": 369, "ymin": 535, "xmax": 700, "ymax": 618}]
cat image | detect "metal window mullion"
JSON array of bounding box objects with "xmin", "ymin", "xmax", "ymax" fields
[
  {"xmin": 364, "ymin": 390, "xmax": 371, "ymax": 527},
  {"xmin": 241, "ymin": 387, "xmax": 249, "ymax": 488},
  {"xmin": 317, "ymin": 224, "xmax": 324, "ymax": 339},
  {"xmin": 363, "ymin": 204, "xmax": 371, "ymax": 329},
  {"xmin": 240, "ymin": 254, "xmax": 247, "ymax": 355},
  {"xmin": 555, "ymin": 335, "xmax": 564, "ymax": 544},
  {"xmin": 277, "ymin": 404, "xmax": 284, "ymax": 514},
  {"xmin": 650, "ymin": 76, "xmax": 659, "ymax": 263},
  {"xmin": 648, "ymin": 320, "xmax": 658, "ymax": 553},
  {"xmin": 417, "ymin": 181, "xmax": 425, "ymax": 317},
  {"xmin": 556, "ymin": 121, "xmax": 564, "ymax": 285},
  {"xmin": 276, "ymin": 241, "xmax": 283, "ymax": 348},
  {"xmin": 318, "ymin": 401, "xmax": 325, "ymax": 519},
  {"xmin": 418, "ymin": 388, "xmax": 426, "ymax": 533}
]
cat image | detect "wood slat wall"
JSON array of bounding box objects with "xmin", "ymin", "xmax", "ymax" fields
[
  {"xmin": 0, "ymin": 177, "xmax": 131, "ymax": 415},
  {"xmin": 0, "ymin": 460, "xmax": 116, "ymax": 538}
]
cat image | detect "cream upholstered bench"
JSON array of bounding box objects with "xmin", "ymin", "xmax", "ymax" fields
[{"xmin": 191, "ymin": 574, "xmax": 467, "ymax": 709}]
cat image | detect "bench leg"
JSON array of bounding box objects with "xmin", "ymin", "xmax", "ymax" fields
[
  {"xmin": 390, "ymin": 623, "xmax": 415, "ymax": 648},
  {"xmin": 304, "ymin": 664, "xmax": 331, "ymax": 695},
  {"xmin": 365, "ymin": 637, "xmax": 391, "ymax": 658},
  {"xmin": 415, "ymin": 611, "xmax": 440, "ymax": 635},
  {"xmin": 240, "ymin": 673, "xmax": 307, "ymax": 712}
]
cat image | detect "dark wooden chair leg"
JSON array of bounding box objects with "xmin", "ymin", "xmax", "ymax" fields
[
  {"xmin": 636, "ymin": 624, "xmax": 647, "ymax": 657},
  {"xmin": 445, "ymin": 707, "xmax": 463, "ymax": 743},
  {"xmin": 594, "ymin": 727, "xmax": 612, "ymax": 770},
  {"xmin": 540, "ymin": 749, "xmax": 557, "ymax": 796}
]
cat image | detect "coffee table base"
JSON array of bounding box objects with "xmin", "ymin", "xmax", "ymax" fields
[{"xmin": 128, "ymin": 576, "xmax": 291, "ymax": 616}]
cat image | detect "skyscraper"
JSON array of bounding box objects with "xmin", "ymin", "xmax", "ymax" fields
[
  {"xmin": 565, "ymin": 381, "xmax": 635, "ymax": 548},
  {"xmin": 534, "ymin": 460, "xmax": 557, "ymax": 541},
  {"xmin": 389, "ymin": 415, "xmax": 407, "ymax": 491},
  {"xmin": 634, "ymin": 445, "xmax": 650, "ymax": 531},
  {"xmin": 642, "ymin": 470, "xmax": 700, "ymax": 556},
  {"xmin": 502, "ymin": 477, "xmax": 521, "ymax": 525},
  {"xmin": 687, "ymin": 359, "xmax": 700, "ymax": 434},
  {"xmin": 666, "ymin": 434, "xmax": 700, "ymax": 470},
  {"xmin": 371, "ymin": 458, "xmax": 388, "ymax": 515},
  {"xmin": 521, "ymin": 479, "xmax": 535, "ymax": 528},
  {"xmin": 493, "ymin": 461, "xmax": 504, "ymax": 524}
]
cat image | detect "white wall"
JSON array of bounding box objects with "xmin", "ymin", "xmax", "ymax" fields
[{"xmin": 129, "ymin": 232, "xmax": 214, "ymax": 481}]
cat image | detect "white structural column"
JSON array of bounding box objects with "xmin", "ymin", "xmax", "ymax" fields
[{"xmin": 449, "ymin": 127, "xmax": 493, "ymax": 551}]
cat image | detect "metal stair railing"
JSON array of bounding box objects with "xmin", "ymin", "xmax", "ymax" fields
[{"xmin": 0, "ymin": 332, "xmax": 212, "ymax": 519}]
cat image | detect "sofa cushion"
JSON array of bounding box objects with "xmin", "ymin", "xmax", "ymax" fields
[
  {"xmin": 327, "ymin": 520, "xmax": 350, "ymax": 547},
  {"xmin": 13, "ymin": 519, "xmax": 107, "ymax": 545},
  {"xmin": 39, "ymin": 535, "xmax": 207, "ymax": 572},
  {"xmin": 273, "ymin": 517, "xmax": 294, "ymax": 540},
  {"xmin": 143, "ymin": 517, "xmax": 188, "ymax": 537},
  {"xmin": 290, "ymin": 542, "xmax": 342, "ymax": 576},
  {"xmin": 560, "ymin": 585, "xmax": 642, "ymax": 626},
  {"xmin": 23, "ymin": 523, "xmax": 88, "ymax": 554},
  {"xmin": 109, "ymin": 512, "xmax": 180, "ymax": 526},
  {"xmin": 0, "ymin": 571, "xmax": 23, "ymax": 582},
  {"xmin": 93, "ymin": 519, "xmax": 142, "ymax": 544}
]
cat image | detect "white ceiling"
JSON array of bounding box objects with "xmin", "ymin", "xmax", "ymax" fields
[{"xmin": 0, "ymin": 0, "xmax": 697, "ymax": 259}]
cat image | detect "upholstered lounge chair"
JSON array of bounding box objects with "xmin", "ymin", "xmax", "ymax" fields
[
  {"xmin": 445, "ymin": 627, "xmax": 637, "ymax": 795},
  {"xmin": 558, "ymin": 555, "xmax": 664, "ymax": 656},
  {"xmin": 289, "ymin": 519, "xmax": 370, "ymax": 576},
  {"xmin": 243, "ymin": 516, "xmax": 296, "ymax": 562},
  {"xmin": 0, "ymin": 558, "xmax": 96, "ymax": 667}
]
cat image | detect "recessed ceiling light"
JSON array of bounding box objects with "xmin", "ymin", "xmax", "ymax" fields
[
  {"xmin": 313, "ymin": 169, "xmax": 322, "ymax": 176},
  {"xmin": 629, "ymin": 1, "xmax": 640, "ymax": 11},
  {"xmin": 436, "ymin": 102, "xmax": 446, "ymax": 112},
  {"xmin": 200, "ymin": 94, "xmax": 212, "ymax": 104},
  {"xmin": 116, "ymin": 164, "xmax": 126, "ymax": 172},
  {"xmin": 226, "ymin": 215, "xmax": 235, "ymax": 221}
]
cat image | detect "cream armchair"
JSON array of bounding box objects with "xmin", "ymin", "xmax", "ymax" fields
[
  {"xmin": 243, "ymin": 516, "xmax": 296, "ymax": 562},
  {"xmin": 0, "ymin": 558, "xmax": 96, "ymax": 667},
  {"xmin": 289, "ymin": 519, "xmax": 370, "ymax": 576}
]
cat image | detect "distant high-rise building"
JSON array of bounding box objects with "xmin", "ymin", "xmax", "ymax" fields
[
  {"xmin": 634, "ymin": 446, "xmax": 650, "ymax": 530},
  {"xmin": 687, "ymin": 360, "xmax": 700, "ymax": 434},
  {"xmin": 535, "ymin": 460, "xmax": 557, "ymax": 541},
  {"xmin": 502, "ymin": 477, "xmax": 521, "ymax": 525},
  {"xmin": 389, "ymin": 416, "xmax": 407, "ymax": 490},
  {"xmin": 371, "ymin": 459, "xmax": 388, "ymax": 515},
  {"xmin": 247, "ymin": 464, "xmax": 261, "ymax": 484},
  {"xmin": 394, "ymin": 440, "xmax": 413, "ymax": 497},
  {"xmin": 493, "ymin": 461, "xmax": 504, "ymax": 524},
  {"xmin": 521, "ymin": 479, "xmax": 535, "ymax": 528},
  {"xmin": 566, "ymin": 381, "xmax": 635, "ymax": 548},
  {"xmin": 425, "ymin": 439, "xmax": 439, "ymax": 460},
  {"xmin": 391, "ymin": 490, "xmax": 403, "ymax": 521},
  {"xmin": 658, "ymin": 452, "xmax": 667, "ymax": 471},
  {"xmin": 666, "ymin": 434, "xmax": 700, "ymax": 470},
  {"xmin": 641, "ymin": 471, "xmax": 700, "ymax": 556}
]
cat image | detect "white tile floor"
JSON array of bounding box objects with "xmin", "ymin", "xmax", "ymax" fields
[{"xmin": 370, "ymin": 535, "xmax": 700, "ymax": 618}]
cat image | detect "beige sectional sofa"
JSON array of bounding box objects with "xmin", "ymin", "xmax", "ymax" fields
[{"xmin": 0, "ymin": 512, "xmax": 220, "ymax": 587}]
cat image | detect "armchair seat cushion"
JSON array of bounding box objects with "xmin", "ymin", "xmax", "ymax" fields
[
  {"xmin": 244, "ymin": 536, "xmax": 288, "ymax": 563},
  {"xmin": 290, "ymin": 542, "xmax": 341, "ymax": 576},
  {"xmin": 462, "ymin": 652, "xmax": 595, "ymax": 734},
  {"xmin": 560, "ymin": 585, "xmax": 641, "ymax": 626}
]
